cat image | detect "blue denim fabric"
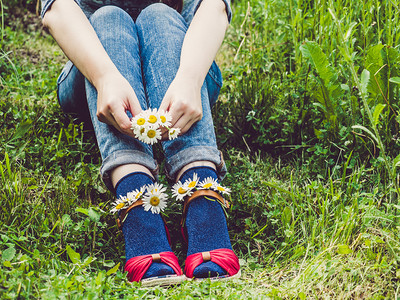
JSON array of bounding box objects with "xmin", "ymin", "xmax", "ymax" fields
[{"xmin": 49, "ymin": 2, "xmax": 229, "ymax": 190}]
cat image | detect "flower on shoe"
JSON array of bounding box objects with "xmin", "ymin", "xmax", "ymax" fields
[
  {"xmin": 170, "ymin": 173, "xmax": 231, "ymax": 202},
  {"xmin": 110, "ymin": 196, "xmax": 129, "ymax": 214},
  {"xmin": 147, "ymin": 182, "xmax": 168, "ymax": 194},
  {"xmin": 198, "ymin": 177, "xmax": 218, "ymax": 190},
  {"xmin": 214, "ymin": 183, "xmax": 231, "ymax": 195},
  {"xmin": 184, "ymin": 173, "xmax": 199, "ymax": 190},
  {"xmin": 142, "ymin": 183, "xmax": 168, "ymax": 214},
  {"xmin": 126, "ymin": 187, "xmax": 145, "ymax": 204},
  {"xmin": 171, "ymin": 181, "xmax": 193, "ymax": 201}
]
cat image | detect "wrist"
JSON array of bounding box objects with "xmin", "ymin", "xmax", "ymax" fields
[
  {"xmin": 92, "ymin": 67, "xmax": 122, "ymax": 89},
  {"xmin": 175, "ymin": 68, "xmax": 204, "ymax": 91}
]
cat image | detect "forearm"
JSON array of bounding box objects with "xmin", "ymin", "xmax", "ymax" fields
[
  {"xmin": 42, "ymin": 0, "xmax": 119, "ymax": 87},
  {"xmin": 176, "ymin": 0, "xmax": 229, "ymax": 88}
]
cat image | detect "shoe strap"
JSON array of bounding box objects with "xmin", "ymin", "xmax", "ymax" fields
[
  {"xmin": 117, "ymin": 200, "xmax": 144, "ymax": 230},
  {"xmin": 181, "ymin": 189, "xmax": 230, "ymax": 227}
]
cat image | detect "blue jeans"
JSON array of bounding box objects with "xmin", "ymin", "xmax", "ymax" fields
[{"xmin": 57, "ymin": 3, "xmax": 227, "ymax": 191}]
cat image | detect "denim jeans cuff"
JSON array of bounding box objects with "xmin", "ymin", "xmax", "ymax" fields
[
  {"xmin": 101, "ymin": 149, "xmax": 159, "ymax": 192},
  {"xmin": 165, "ymin": 146, "xmax": 227, "ymax": 182}
]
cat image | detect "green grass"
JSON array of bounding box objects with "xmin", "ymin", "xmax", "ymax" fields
[{"xmin": 1, "ymin": 1, "xmax": 400, "ymax": 299}]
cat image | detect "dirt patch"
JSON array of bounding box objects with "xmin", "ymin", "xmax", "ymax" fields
[{"xmin": 5, "ymin": 6, "xmax": 44, "ymax": 34}]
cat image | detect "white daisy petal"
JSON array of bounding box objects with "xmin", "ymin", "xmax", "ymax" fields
[
  {"xmin": 198, "ymin": 177, "xmax": 218, "ymax": 190},
  {"xmin": 130, "ymin": 115, "xmax": 147, "ymax": 130},
  {"xmin": 110, "ymin": 197, "xmax": 128, "ymax": 214},
  {"xmin": 215, "ymin": 184, "xmax": 231, "ymax": 195},
  {"xmin": 158, "ymin": 110, "xmax": 172, "ymax": 128},
  {"xmin": 145, "ymin": 108, "xmax": 159, "ymax": 125},
  {"xmin": 126, "ymin": 187, "xmax": 145, "ymax": 204},
  {"xmin": 142, "ymin": 184, "xmax": 168, "ymax": 214},
  {"xmin": 141, "ymin": 126, "xmax": 162, "ymax": 145},
  {"xmin": 168, "ymin": 127, "xmax": 180, "ymax": 140},
  {"xmin": 171, "ymin": 181, "xmax": 192, "ymax": 201},
  {"xmin": 147, "ymin": 182, "xmax": 167, "ymax": 194},
  {"xmin": 184, "ymin": 173, "xmax": 199, "ymax": 191}
]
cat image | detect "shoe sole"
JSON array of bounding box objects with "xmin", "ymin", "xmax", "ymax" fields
[
  {"xmin": 191, "ymin": 269, "xmax": 242, "ymax": 282},
  {"xmin": 140, "ymin": 274, "xmax": 188, "ymax": 287}
]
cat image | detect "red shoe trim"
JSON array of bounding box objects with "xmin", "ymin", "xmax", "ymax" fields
[
  {"xmin": 184, "ymin": 248, "xmax": 240, "ymax": 278},
  {"xmin": 125, "ymin": 251, "xmax": 183, "ymax": 282}
]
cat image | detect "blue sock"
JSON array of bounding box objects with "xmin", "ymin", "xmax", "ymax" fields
[
  {"xmin": 180, "ymin": 166, "xmax": 232, "ymax": 278},
  {"xmin": 115, "ymin": 172, "xmax": 174, "ymax": 279}
]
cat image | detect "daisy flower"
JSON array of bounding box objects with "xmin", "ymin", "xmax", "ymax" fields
[
  {"xmin": 133, "ymin": 126, "xmax": 146, "ymax": 140},
  {"xmin": 214, "ymin": 183, "xmax": 231, "ymax": 195},
  {"xmin": 140, "ymin": 126, "xmax": 161, "ymax": 145},
  {"xmin": 168, "ymin": 127, "xmax": 180, "ymax": 140},
  {"xmin": 198, "ymin": 177, "xmax": 218, "ymax": 190},
  {"xmin": 109, "ymin": 196, "xmax": 128, "ymax": 214},
  {"xmin": 131, "ymin": 114, "xmax": 147, "ymax": 129},
  {"xmin": 184, "ymin": 173, "xmax": 199, "ymax": 190},
  {"xmin": 146, "ymin": 108, "xmax": 160, "ymax": 125},
  {"xmin": 126, "ymin": 187, "xmax": 145, "ymax": 204},
  {"xmin": 147, "ymin": 182, "xmax": 167, "ymax": 194},
  {"xmin": 158, "ymin": 110, "xmax": 172, "ymax": 128},
  {"xmin": 142, "ymin": 183, "xmax": 168, "ymax": 214},
  {"xmin": 171, "ymin": 181, "xmax": 193, "ymax": 201}
]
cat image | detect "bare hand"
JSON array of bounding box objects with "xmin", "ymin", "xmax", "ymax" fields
[
  {"xmin": 95, "ymin": 72, "xmax": 142, "ymax": 137},
  {"xmin": 159, "ymin": 76, "xmax": 202, "ymax": 139}
]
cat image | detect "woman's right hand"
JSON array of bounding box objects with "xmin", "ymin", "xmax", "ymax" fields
[
  {"xmin": 95, "ymin": 72, "xmax": 142, "ymax": 137},
  {"xmin": 42, "ymin": 0, "xmax": 141, "ymax": 137}
]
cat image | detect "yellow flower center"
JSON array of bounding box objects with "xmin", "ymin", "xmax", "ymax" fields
[
  {"xmin": 170, "ymin": 129, "xmax": 176, "ymax": 135},
  {"xmin": 147, "ymin": 129, "xmax": 156, "ymax": 138},
  {"xmin": 217, "ymin": 186, "xmax": 225, "ymax": 192},
  {"xmin": 115, "ymin": 203, "xmax": 125, "ymax": 210},
  {"xmin": 160, "ymin": 115, "xmax": 166, "ymax": 123},
  {"xmin": 137, "ymin": 118, "xmax": 145, "ymax": 126},
  {"xmin": 203, "ymin": 183, "xmax": 213, "ymax": 189},
  {"xmin": 150, "ymin": 196, "xmax": 160, "ymax": 206},
  {"xmin": 178, "ymin": 187, "xmax": 187, "ymax": 194},
  {"xmin": 140, "ymin": 128, "xmax": 145, "ymax": 134},
  {"xmin": 148, "ymin": 115, "xmax": 157, "ymax": 124},
  {"xmin": 188, "ymin": 181, "xmax": 196, "ymax": 188},
  {"xmin": 135, "ymin": 192, "xmax": 142, "ymax": 199}
]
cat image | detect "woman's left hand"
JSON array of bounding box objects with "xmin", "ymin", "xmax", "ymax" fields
[{"xmin": 159, "ymin": 75, "xmax": 203, "ymax": 138}]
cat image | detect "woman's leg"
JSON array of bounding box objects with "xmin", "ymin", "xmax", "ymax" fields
[
  {"xmin": 86, "ymin": 6, "xmax": 180, "ymax": 283},
  {"xmin": 136, "ymin": 3, "xmax": 226, "ymax": 180},
  {"xmin": 136, "ymin": 3, "xmax": 235, "ymax": 278},
  {"xmin": 85, "ymin": 5, "xmax": 157, "ymax": 191}
]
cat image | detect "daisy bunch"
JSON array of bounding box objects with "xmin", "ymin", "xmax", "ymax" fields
[
  {"xmin": 171, "ymin": 173, "xmax": 231, "ymax": 202},
  {"xmin": 130, "ymin": 109, "xmax": 181, "ymax": 144},
  {"xmin": 109, "ymin": 183, "xmax": 168, "ymax": 215}
]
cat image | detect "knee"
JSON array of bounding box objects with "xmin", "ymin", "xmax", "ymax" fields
[
  {"xmin": 90, "ymin": 5, "xmax": 133, "ymax": 29},
  {"xmin": 136, "ymin": 3, "xmax": 181, "ymax": 28}
]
